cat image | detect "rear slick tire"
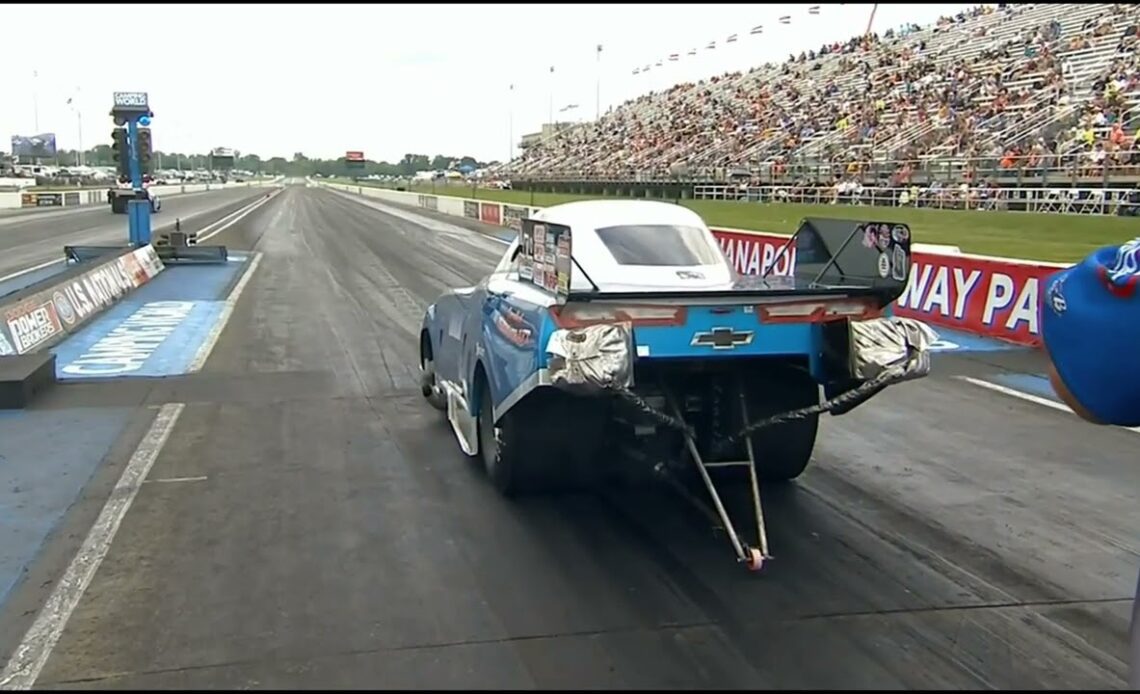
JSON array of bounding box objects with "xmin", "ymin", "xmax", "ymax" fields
[
  {"xmin": 744, "ymin": 368, "xmax": 819, "ymax": 483},
  {"xmin": 479, "ymin": 385, "xmax": 529, "ymax": 497}
]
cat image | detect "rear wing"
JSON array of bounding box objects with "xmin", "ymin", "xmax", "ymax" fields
[
  {"xmin": 517, "ymin": 216, "xmax": 913, "ymax": 309},
  {"xmin": 781, "ymin": 217, "xmax": 912, "ymax": 299}
]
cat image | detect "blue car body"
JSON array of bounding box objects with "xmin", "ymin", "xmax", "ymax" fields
[{"xmin": 419, "ymin": 201, "xmax": 912, "ymax": 458}]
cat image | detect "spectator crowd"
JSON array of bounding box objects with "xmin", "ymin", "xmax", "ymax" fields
[{"xmin": 508, "ymin": 3, "xmax": 1140, "ymax": 184}]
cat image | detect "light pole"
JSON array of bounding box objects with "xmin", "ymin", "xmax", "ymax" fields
[{"xmin": 67, "ymin": 89, "xmax": 83, "ymax": 167}]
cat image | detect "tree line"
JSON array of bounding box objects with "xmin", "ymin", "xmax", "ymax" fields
[{"xmin": 29, "ymin": 148, "xmax": 498, "ymax": 177}]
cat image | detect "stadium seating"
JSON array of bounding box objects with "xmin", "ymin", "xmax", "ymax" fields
[{"xmin": 509, "ymin": 3, "xmax": 1140, "ymax": 182}]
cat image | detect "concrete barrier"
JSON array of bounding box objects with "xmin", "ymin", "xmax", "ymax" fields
[
  {"xmin": 0, "ymin": 245, "xmax": 165, "ymax": 358},
  {"xmin": 317, "ymin": 181, "xmax": 1069, "ymax": 347},
  {"xmin": 0, "ymin": 179, "xmax": 280, "ymax": 211}
]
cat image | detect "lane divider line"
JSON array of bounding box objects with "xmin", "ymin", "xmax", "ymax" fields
[
  {"xmin": 0, "ymin": 188, "xmax": 278, "ymax": 285},
  {"xmin": 187, "ymin": 252, "xmax": 264, "ymax": 373},
  {"xmin": 0, "ymin": 258, "xmax": 66, "ymax": 284},
  {"xmin": 0, "ymin": 402, "xmax": 186, "ymax": 691},
  {"xmin": 957, "ymin": 376, "xmax": 1140, "ymax": 435},
  {"xmin": 196, "ymin": 189, "xmax": 280, "ymax": 243}
]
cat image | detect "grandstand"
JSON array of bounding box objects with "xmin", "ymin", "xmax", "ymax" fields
[{"xmin": 506, "ymin": 3, "xmax": 1140, "ymax": 186}]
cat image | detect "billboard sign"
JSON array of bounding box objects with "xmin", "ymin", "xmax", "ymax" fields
[{"xmin": 11, "ymin": 133, "xmax": 57, "ymax": 158}]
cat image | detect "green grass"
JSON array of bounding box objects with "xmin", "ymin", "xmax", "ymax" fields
[{"xmin": 330, "ymin": 178, "xmax": 1140, "ymax": 264}]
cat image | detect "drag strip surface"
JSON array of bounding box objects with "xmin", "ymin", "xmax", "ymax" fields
[
  {"xmin": 5, "ymin": 186, "xmax": 1134, "ymax": 689},
  {"xmin": 0, "ymin": 187, "xmax": 270, "ymax": 280}
]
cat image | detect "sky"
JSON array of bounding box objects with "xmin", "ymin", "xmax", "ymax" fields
[{"xmin": 1, "ymin": 2, "xmax": 979, "ymax": 164}]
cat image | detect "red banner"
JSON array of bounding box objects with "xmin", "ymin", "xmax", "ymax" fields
[
  {"xmin": 708, "ymin": 228, "xmax": 1064, "ymax": 347},
  {"xmin": 893, "ymin": 251, "xmax": 1059, "ymax": 347},
  {"xmin": 480, "ymin": 202, "xmax": 501, "ymax": 225},
  {"xmin": 395, "ymin": 186, "xmax": 1070, "ymax": 349},
  {"xmin": 345, "ymin": 151, "xmax": 365, "ymax": 161},
  {"xmin": 713, "ymin": 229, "xmax": 796, "ymax": 278}
]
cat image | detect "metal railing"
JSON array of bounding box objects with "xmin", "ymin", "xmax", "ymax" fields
[
  {"xmin": 510, "ymin": 149, "xmax": 1140, "ymax": 185},
  {"xmin": 690, "ymin": 183, "xmax": 1139, "ymax": 216}
]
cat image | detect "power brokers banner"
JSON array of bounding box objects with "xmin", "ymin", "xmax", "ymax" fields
[{"xmin": 0, "ymin": 246, "xmax": 165, "ymax": 356}]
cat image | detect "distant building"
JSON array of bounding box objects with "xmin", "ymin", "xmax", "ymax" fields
[{"xmin": 519, "ymin": 122, "xmax": 574, "ymax": 150}]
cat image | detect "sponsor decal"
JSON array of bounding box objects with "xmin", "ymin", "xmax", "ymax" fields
[
  {"xmin": 891, "ymin": 244, "xmax": 908, "ymax": 282},
  {"xmin": 0, "ymin": 328, "xmax": 14, "ymax": 356},
  {"xmin": 64, "ymin": 192, "xmax": 80, "ymax": 206},
  {"xmin": 133, "ymin": 245, "xmax": 165, "ymax": 279},
  {"xmin": 691, "ymin": 327, "xmax": 755, "ymax": 350},
  {"xmin": 52, "ymin": 290, "xmax": 77, "ymax": 326},
  {"xmin": 491, "ymin": 305, "xmax": 536, "ymax": 349},
  {"xmin": 502, "ymin": 204, "xmax": 528, "ymax": 231},
  {"xmin": 479, "ymin": 202, "xmax": 501, "ymax": 225},
  {"xmin": 61, "ymin": 301, "xmax": 195, "ymax": 376},
  {"xmin": 119, "ymin": 252, "xmax": 149, "ymax": 286},
  {"xmin": 463, "ymin": 200, "xmax": 479, "ymax": 219},
  {"xmin": 6, "ymin": 300, "xmax": 63, "ymax": 354},
  {"xmin": 1048, "ymin": 275, "xmax": 1067, "ymax": 316},
  {"xmin": 416, "ymin": 194, "xmax": 438, "ymax": 211},
  {"xmin": 35, "ymin": 193, "xmax": 62, "ymax": 207}
]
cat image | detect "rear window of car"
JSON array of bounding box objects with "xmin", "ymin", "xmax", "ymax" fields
[{"xmin": 595, "ymin": 224, "xmax": 723, "ymax": 266}]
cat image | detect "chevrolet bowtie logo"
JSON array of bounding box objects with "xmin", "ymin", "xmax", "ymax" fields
[{"xmin": 691, "ymin": 327, "xmax": 754, "ymax": 350}]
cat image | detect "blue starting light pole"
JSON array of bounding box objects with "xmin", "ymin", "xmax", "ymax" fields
[{"xmin": 110, "ymin": 92, "xmax": 154, "ymax": 247}]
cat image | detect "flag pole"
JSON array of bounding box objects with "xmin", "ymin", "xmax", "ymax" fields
[{"xmin": 595, "ymin": 44, "xmax": 602, "ymax": 121}]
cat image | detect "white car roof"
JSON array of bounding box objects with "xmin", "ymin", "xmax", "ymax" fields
[{"xmin": 528, "ymin": 199, "xmax": 735, "ymax": 292}]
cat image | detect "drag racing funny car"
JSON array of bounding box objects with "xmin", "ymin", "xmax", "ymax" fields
[{"xmin": 419, "ymin": 200, "xmax": 937, "ymax": 572}]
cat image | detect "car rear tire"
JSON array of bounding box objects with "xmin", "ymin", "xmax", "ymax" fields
[
  {"xmin": 477, "ymin": 381, "xmax": 608, "ymax": 497},
  {"xmin": 712, "ymin": 366, "xmax": 819, "ymax": 484},
  {"xmin": 479, "ymin": 383, "xmax": 529, "ymax": 497},
  {"xmin": 744, "ymin": 367, "xmax": 819, "ymax": 482},
  {"xmin": 419, "ymin": 337, "xmax": 446, "ymax": 412}
]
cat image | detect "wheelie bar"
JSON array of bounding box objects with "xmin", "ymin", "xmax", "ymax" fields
[{"xmin": 662, "ymin": 387, "xmax": 771, "ymax": 572}]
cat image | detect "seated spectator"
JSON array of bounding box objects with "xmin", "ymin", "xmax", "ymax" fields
[{"xmin": 507, "ymin": 2, "xmax": 1140, "ymax": 184}]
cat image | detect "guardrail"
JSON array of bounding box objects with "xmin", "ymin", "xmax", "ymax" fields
[
  {"xmin": 503, "ymin": 149, "xmax": 1140, "ymax": 185},
  {"xmin": 691, "ymin": 184, "xmax": 1139, "ymax": 216},
  {"xmin": 0, "ymin": 245, "xmax": 166, "ymax": 358},
  {"xmin": 0, "ymin": 180, "xmax": 275, "ymax": 211},
  {"xmin": 316, "ymin": 180, "xmax": 1065, "ymax": 348}
]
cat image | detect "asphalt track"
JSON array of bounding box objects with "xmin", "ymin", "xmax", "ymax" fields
[
  {"xmin": 0, "ymin": 187, "xmax": 270, "ymax": 280},
  {"xmin": 1, "ymin": 184, "xmax": 1137, "ymax": 689}
]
